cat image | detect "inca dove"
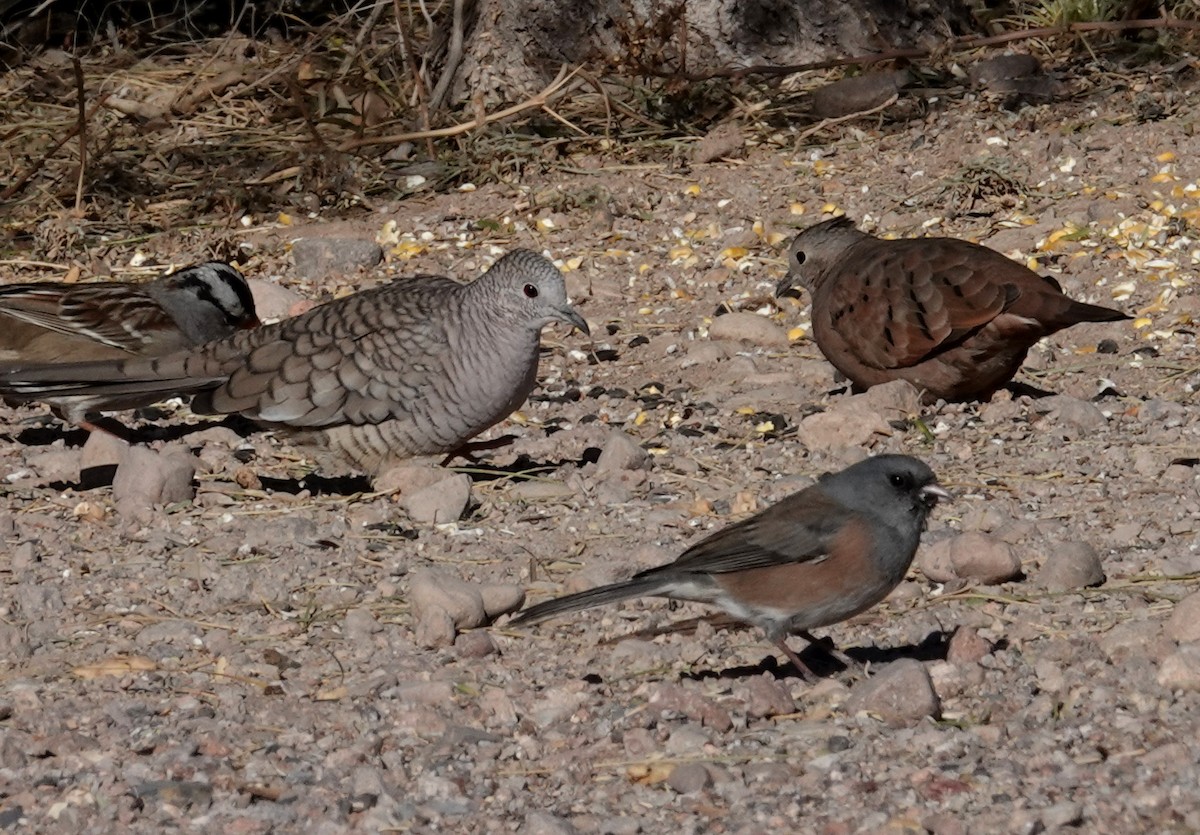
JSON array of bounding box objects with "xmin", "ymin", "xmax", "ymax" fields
[
  {"xmin": 513, "ymin": 455, "xmax": 948, "ymax": 678},
  {"xmin": 0, "ymin": 262, "xmax": 259, "ymax": 363},
  {"xmin": 0, "ymin": 249, "xmax": 588, "ymax": 472},
  {"xmin": 775, "ymin": 217, "xmax": 1130, "ymax": 402}
]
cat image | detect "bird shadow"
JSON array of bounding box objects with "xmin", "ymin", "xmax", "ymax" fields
[
  {"xmin": 11, "ymin": 413, "xmax": 602, "ymax": 496},
  {"xmin": 683, "ymin": 630, "xmax": 953, "ymax": 683},
  {"xmin": 447, "ymin": 448, "xmax": 602, "ymax": 484},
  {"xmin": 5, "ymin": 413, "xmax": 260, "ymax": 448},
  {"xmin": 602, "ymin": 614, "xmax": 954, "ymax": 682}
]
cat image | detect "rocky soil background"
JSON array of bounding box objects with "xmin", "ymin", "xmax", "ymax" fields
[{"xmin": 2, "ymin": 55, "xmax": 1200, "ymax": 832}]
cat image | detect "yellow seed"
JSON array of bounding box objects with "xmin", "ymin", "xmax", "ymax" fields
[
  {"xmin": 787, "ymin": 326, "xmax": 807, "ymax": 342},
  {"xmin": 1133, "ymin": 316, "xmax": 1153, "ymax": 329},
  {"xmin": 563, "ymin": 256, "xmax": 584, "ymax": 271},
  {"xmin": 1157, "ymin": 151, "xmax": 1176, "ymax": 163},
  {"xmin": 1151, "ymin": 173, "xmax": 1175, "ymax": 184},
  {"xmin": 391, "ymin": 240, "xmax": 426, "ymax": 259},
  {"xmin": 721, "ymin": 246, "xmax": 749, "ymax": 259},
  {"xmin": 668, "ymin": 245, "xmax": 693, "ymax": 260},
  {"xmin": 790, "ymin": 202, "xmax": 806, "ymax": 216},
  {"xmin": 821, "ymin": 202, "xmax": 839, "ymax": 214},
  {"xmin": 766, "ymin": 231, "xmax": 788, "ymax": 246},
  {"xmin": 634, "ymin": 410, "xmax": 648, "ymax": 426},
  {"xmin": 277, "ymin": 212, "xmax": 293, "ymax": 226},
  {"xmin": 684, "ymin": 184, "xmax": 701, "ymax": 196},
  {"xmin": 637, "ymin": 306, "xmax": 654, "ymax": 315},
  {"xmin": 638, "ymin": 263, "xmax": 652, "ymax": 274},
  {"xmin": 1111, "ymin": 282, "xmax": 1136, "ymax": 300},
  {"xmin": 1026, "ymin": 257, "xmax": 1040, "ymax": 271},
  {"xmin": 754, "ymin": 420, "xmax": 775, "ymax": 433},
  {"xmin": 735, "ymin": 406, "xmax": 757, "ymax": 415}
]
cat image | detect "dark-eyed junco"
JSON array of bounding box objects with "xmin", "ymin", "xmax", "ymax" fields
[
  {"xmin": 512, "ymin": 454, "xmax": 949, "ymax": 677},
  {"xmin": 775, "ymin": 217, "xmax": 1130, "ymax": 402}
]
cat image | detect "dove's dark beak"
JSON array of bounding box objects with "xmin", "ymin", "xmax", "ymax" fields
[
  {"xmin": 555, "ymin": 305, "xmax": 590, "ymax": 336},
  {"xmin": 775, "ymin": 273, "xmax": 800, "ymax": 299}
]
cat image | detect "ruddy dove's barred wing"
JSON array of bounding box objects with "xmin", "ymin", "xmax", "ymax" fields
[{"xmin": 823, "ymin": 238, "xmax": 1020, "ymax": 371}]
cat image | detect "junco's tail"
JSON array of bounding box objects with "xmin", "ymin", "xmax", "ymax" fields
[{"xmin": 510, "ymin": 577, "xmax": 667, "ymax": 626}]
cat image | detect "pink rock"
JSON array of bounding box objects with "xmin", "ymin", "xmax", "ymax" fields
[
  {"xmin": 845, "ymin": 659, "xmax": 940, "ymax": 727},
  {"xmin": 400, "ymin": 473, "xmax": 472, "ymax": 524},
  {"xmin": 918, "ymin": 532, "xmax": 1023, "ymax": 584},
  {"xmin": 112, "ymin": 445, "xmax": 196, "ymax": 522},
  {"xmin": 1166, "ymin": 592, "xmax": 1200, "ymax": 644}
]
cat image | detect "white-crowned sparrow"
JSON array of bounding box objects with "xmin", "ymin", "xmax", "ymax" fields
[{"xmin": 0, "ymin": 261, "xmax": 260, "ymax": 364}]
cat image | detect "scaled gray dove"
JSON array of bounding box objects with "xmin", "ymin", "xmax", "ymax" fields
[
  {"xmin": 0, "ymin": 249, "xmax": 588, "ymax": 473},
  {"xmin": 775, "ymin": 217, "xmax": 1130, "ymax": 402}
]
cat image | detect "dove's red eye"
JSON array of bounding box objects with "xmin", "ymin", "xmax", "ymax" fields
[{"xmin": 523, "ymin": 284, "xmax": 539, "ymax": 298}]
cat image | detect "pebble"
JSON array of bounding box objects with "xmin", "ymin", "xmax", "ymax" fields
[
  {"xmin": 707, "ymin": 311, "xmax": 788, "ymax": 348},
  {"xmin": 1158, "ymin": 643, "xmax": 1200, "ymax": 691},
  {"xmin": 1166, "ymin": 592, "xmax": 1200, "ymax": 643},
  {"xmin": 290, "ymin": 237, "xmax": 383, "ymax": 279},
  {"xmin": 1098, "ymin": 618, "xmax": 1167, "ymax": 664},
  {"xmin": 917, "ymin": 532, "xmax": 1023, "ymax": 584},
  {"xmin": 795, "ymin": 407, "xmax": 891, "ymax": 450},
  {"xmin": 506, "ymin": 480, "xmax": 574, "ymax": 501},
  {"xmin": 408, "ymin": 570, "xmax": 524, "ymax": 648},
  {"xmin": 1034, "ymin": 395, "xmax": 1108, "ymax": 434},
  {"xmin": 245, "ymin": 278, "xmax": 309, "ymax": 321},
  {"xmin": 1033, "ymin": 541, "xmax": 1105, "ymax": 591},
  {"xmin": 524, "ymin": 811, "xmax": 579, "ymax": 835},
  {"xmin": 112, "ymin": 444, "xmax": 196, "ymax": 522},
  {"xmin": 967, "ymin": 53, "xmax": 1042, "ymax": 88},
  {"xmin": 810, "ymin": 69, "xmax": 909, "ymax": 118},
  {"xmin": 679, "ymin": 340, "xmax": 729, "ymax": 368},
  {"xmin": 744, "ymin": 673, "xmax": 795, "ymax": 719},
  {"xmin": 400, "ymin": 473, "xmax": 472, "ymax": 524},
  {"xmin": 23, "ymin": 448, "xmax": 78, "ymax": 484},
  {"xmin": 596, "ymin": 430, "xmax": 649, "ymax": 473},
  {"xmin": 667, "ymin": 762, "xmax": 712, "ymax": 794},
  {"xmin": 455, "ymin": 630, "xmax": 497, "ymax": 658},
  {"xmin": 845, "ymin": 659, "xmax": 940, "ymax": 727},
  {"xmin": 847, "ymin": 379, "xmax": 923, "ymax": 418},
  {"xmin": 946, "ymin": 626, "xmax": 992, "ymax": 665},
  {"xmin": 692, "ymin": 122, "xmax": 745, "ymax": 164}
]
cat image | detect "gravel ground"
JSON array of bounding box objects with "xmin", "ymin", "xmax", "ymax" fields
[{"xmin": 2, "ymin": 57, "xmax": 1200, "ymax": 833}]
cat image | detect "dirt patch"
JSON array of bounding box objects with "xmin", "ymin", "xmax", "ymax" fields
[{"xmin": 1, "ymin": 56, "xmax": 1199, "ymax": 831}]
